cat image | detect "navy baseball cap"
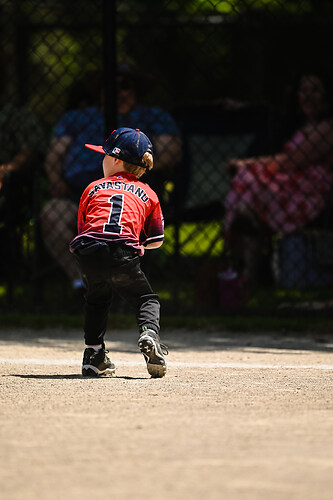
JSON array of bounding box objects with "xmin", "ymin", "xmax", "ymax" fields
[{"xmin": 85, "ymin": 127, "xmax": 153, "ymax": 168}]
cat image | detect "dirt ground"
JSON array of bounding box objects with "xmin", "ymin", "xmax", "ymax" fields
[{"xmin": 0, "ymin": 327, "xmax": 332, "ymax": 500}]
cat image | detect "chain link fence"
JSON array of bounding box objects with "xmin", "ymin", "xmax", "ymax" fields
[{"xmin": 1, "ymin": 0, "xmax": 333, "ymax": 316}]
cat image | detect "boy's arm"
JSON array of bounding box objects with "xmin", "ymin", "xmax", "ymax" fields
[
  {"xmin": 77, "ymin": 189, "xmax": 89, "ymax": 234},
  {"xmin": 144, "ymin": 239, "xmax": 164, "ymax": 249},
  {"xmin": 141, "ymin": 202, "xmax": 164, "ymax": 249}
]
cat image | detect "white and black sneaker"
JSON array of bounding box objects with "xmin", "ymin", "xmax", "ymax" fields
[
  {"xmin": 138, "ymin": 329, "xmax": 168, "ymax": 378},
  {"xmin": 82, "ymin": 347, "xmax": 116, "ymax": 377}
]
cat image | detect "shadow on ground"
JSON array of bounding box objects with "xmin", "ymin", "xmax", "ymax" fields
[
  {"xmin": 0, "ymin": 328, "xmax": 332, "ymax": 354},
  {"xmin": 8, "ymin": 374, "xmax": 147, "ymax": 380}
]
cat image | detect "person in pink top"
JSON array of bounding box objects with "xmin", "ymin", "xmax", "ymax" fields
[
  {"xmin": 70, "ymin": 127, "xmax": 168, "ymax": 379},
  {"xmin": 223, "ymin": 67, "xmax": 333, "ymax": 286}
]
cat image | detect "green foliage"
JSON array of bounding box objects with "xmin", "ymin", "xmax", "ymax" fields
[
  {"xmin": 9, "ymin": 0, "xmax": 330, "ymax": 121},
  {"xmin": 117, "ymin": 0, "xmax": 314, "ymax": 15},
  {"xmin": 29, "ymin": 30, "xmax": 102, "ymax": 123}
]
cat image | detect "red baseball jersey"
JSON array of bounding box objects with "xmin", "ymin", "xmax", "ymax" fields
[{"xmin": 70, "ymin": 172, "xmax": 164, "ymax": 256}]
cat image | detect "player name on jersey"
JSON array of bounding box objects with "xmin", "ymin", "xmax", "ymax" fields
[{"xmin": 88, "ymin": 180, "xmax": 149, "ymax": 203}]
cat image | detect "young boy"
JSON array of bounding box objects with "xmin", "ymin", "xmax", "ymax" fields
[{"xmin": 69, "ymin": 127, "xmax": 168, "ymax": 378}]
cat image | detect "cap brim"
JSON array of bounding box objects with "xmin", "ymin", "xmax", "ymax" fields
[{"xmin": 85, "ymin": 144, "xmax": 105, "ymax": 154}]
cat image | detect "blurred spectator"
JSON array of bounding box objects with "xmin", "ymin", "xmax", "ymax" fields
[
  {"xmin": 41, "ymin": 65, "xmax": 181, "ymax": 289},
  {"xmin": 223, "ymin": 66, "xmax": 333, "ymax": 286},
  {"xmin": 116, "ymin": 64, "xmax": 182, "ymax": 196},
  {"xmin": 0, "ymin": 101, "xmax": 46, "ymax": 280}
]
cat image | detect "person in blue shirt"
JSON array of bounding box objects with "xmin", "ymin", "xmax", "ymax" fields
[{"xmin": 40, "ymin": 66, "xmax": 181, "ymax": 289}]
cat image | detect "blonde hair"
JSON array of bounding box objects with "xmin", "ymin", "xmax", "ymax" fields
[{"xmin": 123, "ymin": 151, "xmax": 153, "ymax": 178}]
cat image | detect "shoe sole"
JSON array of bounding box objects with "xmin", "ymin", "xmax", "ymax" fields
[
  {"xmin": 138, "ymin": 337, "xmax": 166, "ymax": 378},
  {"xmin": 82, "ymin": 365, "xmax": 116, "ymax": 377}
]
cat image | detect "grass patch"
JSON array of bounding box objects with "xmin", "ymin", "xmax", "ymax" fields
[{"xmin": 163, "ymin": 221, "xmax": 223, "ymax": 256}]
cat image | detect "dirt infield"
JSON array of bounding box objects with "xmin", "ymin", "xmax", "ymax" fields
[{"xmin": 0, "ymin": 327, "xmax": 332, "ymax": 500}]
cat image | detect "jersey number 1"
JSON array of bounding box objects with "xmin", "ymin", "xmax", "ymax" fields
[{"xmin": 104, "ymin": 194, "xmax": 124, "ymax": 234}]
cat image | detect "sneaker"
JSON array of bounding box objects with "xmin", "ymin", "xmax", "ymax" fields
[
  {"xmin": 138, "ymin": 329, "xmax": 168, "ymax": 378},
  {"xmin": 82, "ymin": 347, "xmax": 116, "ymax": 377}
]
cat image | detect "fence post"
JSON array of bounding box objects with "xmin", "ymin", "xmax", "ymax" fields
[{"xmin": 103, "ymin": 0, "xmax": 118, "ymax": 136}]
